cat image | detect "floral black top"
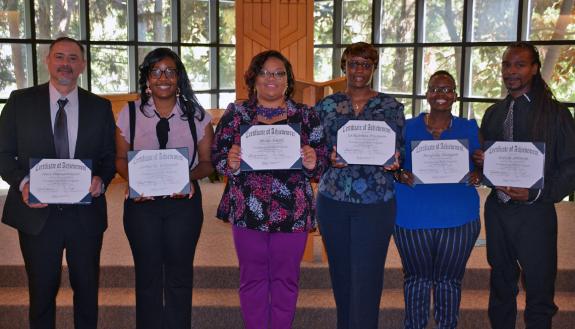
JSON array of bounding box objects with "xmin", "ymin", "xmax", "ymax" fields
[
  {"xmin": 316, "ymin": 92, "xmax": 405, "ymax": 204},
  {"xmin": 211, "ymin": 100, "xmax": 328, "ymax": 233}
]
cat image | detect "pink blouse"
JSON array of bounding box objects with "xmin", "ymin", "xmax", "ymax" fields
[{"xmin": 116, "ymin": 99, "xmax": 211, "ymax": 169}]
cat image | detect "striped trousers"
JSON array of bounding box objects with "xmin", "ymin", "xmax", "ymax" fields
[{"xmin": 394, "ymin": 219, "xmax": 480, "ymax": 329}]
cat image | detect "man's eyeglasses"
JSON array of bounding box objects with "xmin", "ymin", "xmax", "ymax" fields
[
  {"xmin": 258, "ymin": 70, "xmax": 287, "ymax": 80},
  {"xmin": 347, "ymin": 60, "xmax": 373, "ymax": 69},
  {"xmin": 428, "ymin": 87, "xmax": 456, "ymax": 94},
  {"xmin": 149, "ymin": 68, "xmax": 178, "ymax": 79}
]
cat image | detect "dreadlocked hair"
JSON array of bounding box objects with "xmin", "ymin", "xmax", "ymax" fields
[{"xmin": 505, "ymin": 42, "xmax": 566, "ymax": 142}]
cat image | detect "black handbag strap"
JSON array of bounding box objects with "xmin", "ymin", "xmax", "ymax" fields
[
  {"xmin": 187, "ymin": 115, "xmax": 198, "ymax": 167},
  {"xmin": 128, "ymin": 101, "xmax": 136, "ymax": 151}
]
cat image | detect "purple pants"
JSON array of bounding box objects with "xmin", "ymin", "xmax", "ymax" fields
[{"xmin": 232, "ymin": 225, "xmax": 308, "ymax": 329}]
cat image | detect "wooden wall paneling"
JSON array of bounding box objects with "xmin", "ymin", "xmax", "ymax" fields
[{"xmin": 236, "ymin": 0, "xmax": 314, "ymax": 101}]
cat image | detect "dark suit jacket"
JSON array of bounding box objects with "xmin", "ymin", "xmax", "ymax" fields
[{"xmin": 0, "ymin": 83, "xmax": 116, "ymax": 235}]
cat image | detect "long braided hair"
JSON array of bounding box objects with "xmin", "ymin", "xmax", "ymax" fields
[{"xmin": 505, "ymin": 42, "xmax": 565, "ymax": 142}]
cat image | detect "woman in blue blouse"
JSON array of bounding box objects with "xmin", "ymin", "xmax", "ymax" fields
[
  {"xmin": 315, "ymin": 42, "xmax": 405, "ymax": 329},
  {"xmin": 394, "ymin": 70, "xmax": 481, "ymax": 329}
]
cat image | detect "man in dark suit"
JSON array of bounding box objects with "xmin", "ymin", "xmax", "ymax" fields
[
  {"xmin": 474, "ymin": 42, "xmax": 575, "ymax": 329},
  {"xmin": 0, "ymin": 37, "xmax": 116, "ymax": 329}
]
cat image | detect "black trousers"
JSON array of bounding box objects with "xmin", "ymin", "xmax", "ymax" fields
[
  {"xmin": 19, "ymin": 206, "xmax": 103, "ymax": 329},
  {"xmin": 485, "ymin": 193, "xmax": 558, "ymax": 329},
  {"xmin": 123, "ymin": 182, "xmax": 204, "ymax": 329}
]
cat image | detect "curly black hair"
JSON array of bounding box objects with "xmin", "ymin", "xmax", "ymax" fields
[{"xmin": 244, "ymin": 50, "xmax": 295, "ymax": 104}]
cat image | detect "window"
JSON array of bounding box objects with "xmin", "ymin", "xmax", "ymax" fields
[
  {"xmin": 314, "ymin": 0, "xmax": 575, "ymax": 120},
  {"xmin": 0, "ymin": 0, "xmax": 236, "ymax": 110}
]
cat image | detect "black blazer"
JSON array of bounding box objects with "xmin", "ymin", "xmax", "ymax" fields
[{"xmin": 0, "ymin": 83, "xmax": 116, "ymax": 235}]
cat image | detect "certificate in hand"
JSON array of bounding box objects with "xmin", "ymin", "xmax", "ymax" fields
[
  {"xmin": 128, "ymin": 148, "xmax": 190, "ymax": 198},
  {"xmin": 483, "ymin": 141, "xmax": 545, "ymax": 189},
  {"xmin": 29, "ymin": 158, "xmax": 92, "ymax": 204},
  {"xmin": 336, "ymin": 120, "xmax": 396, "ymax": 166},
  {"xmin": 411, "ymin": 139, "xmax": 470, "ymax": 184},
  {"xmin": 240, "ymin": 124, "xmax": 302, "ymax": 171}
]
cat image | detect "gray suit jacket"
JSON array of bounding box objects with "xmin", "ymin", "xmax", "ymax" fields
[{"xmin": 0, "ymin": 83, "xmax": 116, "ymax": 235}]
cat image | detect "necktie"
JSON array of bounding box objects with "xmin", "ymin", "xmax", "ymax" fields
[
  {"xmin": 503, "ymin": 100, "xmax": 514, "ymax": 141},
  {"xmin": 54, "ymin": 98, "xmax": 69, "ymax": 159},
  {"xmin": 154, "ymin": 111, "xmax": 174, "ymax": 150},
  {"xmin": 497, "ymin": 100, "xmax": 514, "ymax": 203}
]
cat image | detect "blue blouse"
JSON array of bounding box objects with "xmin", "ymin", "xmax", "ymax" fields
[
  {"xmin": 315, "ymin": 92, "xmax": 405, "ymax": 204},
  {"xmin": 395, "ymin": 113, "xmax": 480, "ymax": 229}
]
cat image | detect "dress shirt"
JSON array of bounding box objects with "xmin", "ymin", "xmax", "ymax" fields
[
  {"xmin": 481, "ymin": 91, "xmax": 575, "ymax": 203},
  {"xmin": 18, "ymin": 83, "xmax": 80, "ymax": 192}
]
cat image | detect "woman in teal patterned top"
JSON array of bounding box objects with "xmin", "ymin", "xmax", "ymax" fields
[{"xmin": 315, "ymin": 42, "xmax": 405, "ymax": 329}]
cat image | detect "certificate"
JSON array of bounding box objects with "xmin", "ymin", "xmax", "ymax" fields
[
  {"xmin": 483, "ymin": 141, "xmax": 545, "ymax": 188},
  {"xmin": 240, "ymin": 124, "xmax": 302, "ymax": 171},
  {"xmin": 411, "ymin": 139, "xmax": 470, "ymax": 184},
  {"xmin": 29, "ymin": 158, "xmax": 92, "ymax": 204},
  {"xmin": 336, "ymin": 120, "xmax": 396, "ymax": 166},
  {"xmin": 128, "ymin": 148, "xmax": 191, "ymax": 198}
]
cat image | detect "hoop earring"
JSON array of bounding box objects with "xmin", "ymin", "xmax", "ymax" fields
[
  {"xmin": 176, "ymin": 88, "xmax": 181, "ymax": 97},
  {"xmin": 145, "ymin": 87, "xmax": 152, "ymax": 96}
]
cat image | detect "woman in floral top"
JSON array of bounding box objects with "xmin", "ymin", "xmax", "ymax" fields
[
  {"xmin": 212, "ymin": 50, "xmax": 327, "ymax": 329},
  {"xmin": 315, "ymin": 42, "xmax": 405, "ymax": 329}
]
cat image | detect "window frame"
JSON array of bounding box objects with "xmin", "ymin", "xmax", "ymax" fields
[
  {"xmin": 0, "ymin": 0, "xmax": 235, "ymax": 109},
  {"xmin": 315, "ymin": 0, "xmax": 575, "ymax": 118}
]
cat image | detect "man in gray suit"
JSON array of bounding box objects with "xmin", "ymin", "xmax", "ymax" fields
[{"xmin": 0, "ymin": 37, "xmax": 116, "ymax": 329}]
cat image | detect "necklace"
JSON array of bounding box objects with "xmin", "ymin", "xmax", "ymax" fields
[
  {"xmin": 425, "ymin": 113, "xmax": 451, "ymax": 139},
  {"xmin": 256, "ymin": 104, "xmax": 287, "ymax": 120},
  {"xmin": 347, "ymin": 90, "xmax": 376, "ymax": 114}
]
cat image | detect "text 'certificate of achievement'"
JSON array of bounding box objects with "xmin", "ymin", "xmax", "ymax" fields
[
  {"xmin": 128, "ymin": 148, "xmax": 190, "ymax": 198},
  {"xmin": 240, "ymin": 124, "xmax": 302, "ymax": 171},
  {"xmin": 483, "ymin": 141, "xmax": 545, "ymax": 188},
  {"xmin": 336, "ymin": 120, "xmax": 396, "ymax": 166},
  {"xmin": 411, "ymin": 139, "xmax": 470, "ymax": 184},
  {"xmin": 29, "ymin": 158, "xmax": 92, "ymax": 204}
]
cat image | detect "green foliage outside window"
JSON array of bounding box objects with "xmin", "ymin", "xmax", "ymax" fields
[
  {"xmin": 0, "ymin": 0, "xmax": 236, "ymax": 109},
  {"xmin": 343, "ymin": 0, "xmax": 372, "ymax": 44},
  {"xmin": 313, "ymin": 0, "xmax": 575, "ymax": 121}
]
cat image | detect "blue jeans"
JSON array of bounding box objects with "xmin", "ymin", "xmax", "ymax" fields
[{"xmin": 317, "ymin": 193, "xmax": 396, "ymax": 329}]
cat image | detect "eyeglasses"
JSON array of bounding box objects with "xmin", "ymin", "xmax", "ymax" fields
[
  {"xmin": 428, "ymin": 87, "xmax": 456, "ymax": 94},
  {"xmin": 257, "ymin": 70, "xmax": 287, "ymax": 80},
  {"xmin": 346, "ymin": 60, "xmax": 373, "ymax": 69},
  {"xmin": 149, "ymin": 68, "xmax": 178, "ymax": 79}
]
